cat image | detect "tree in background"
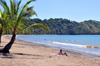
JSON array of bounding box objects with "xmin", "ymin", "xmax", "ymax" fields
[{"xmin": 0, "ymin": 9, "xmax": 9, "ymax": 44}]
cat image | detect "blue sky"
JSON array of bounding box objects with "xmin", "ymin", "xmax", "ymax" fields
[{"xmin": 0, "ymin": 0, "xmax": 100, "ymax": 22}]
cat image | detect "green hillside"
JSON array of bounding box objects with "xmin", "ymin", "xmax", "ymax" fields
[{"xmin": 3, "ymin": 18, "xmax": 100, "ymax": 35}]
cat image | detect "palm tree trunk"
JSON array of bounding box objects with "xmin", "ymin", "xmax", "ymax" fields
[
  {"xmin": 2, "ymin": 33, "xmax": 16, "ymax": 53},
  {"xmin": 0, "ymin": 29, "xmax": 2, "ymax": 44}
]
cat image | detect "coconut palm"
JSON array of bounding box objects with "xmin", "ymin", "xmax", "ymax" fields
[
  {"xmin": 0, "ymin": 9, "xmax": 9, "ymax": 44},
  {"xmin": 0, "ymin": 24, "xmax": 2, "ymax": 43},
  {"xmin": 0, "ymin": 0, "xmax": 49, "ymax": 53}
]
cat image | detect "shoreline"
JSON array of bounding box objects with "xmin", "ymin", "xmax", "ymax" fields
[
  {"xmin": 0, "ymin": 35, "xmax": 100, "ymax": 66},
  {"xmin": 16, "ymin": 35, "xmax": 100, "ymax": 57}
]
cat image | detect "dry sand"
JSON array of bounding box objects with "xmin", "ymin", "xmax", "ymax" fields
[{"xmin": 0, "ymin": 35, "xmax": 100, "ymax": 66}]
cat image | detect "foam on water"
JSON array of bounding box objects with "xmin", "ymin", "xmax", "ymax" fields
[
  {"xmin": 50, "ymin": 41, "xmax": 86, "ymax": 47},
  {"xmin": 48, "ymin": 41, "xmax": 100, "ymax": 56}
]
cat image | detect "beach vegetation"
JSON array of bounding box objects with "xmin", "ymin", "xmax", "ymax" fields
[
  {"xmin": 0, "ymin": 0, "xmax": 49, "ymax": 53},
  {"xmin": 0, "ymin": 9, "xmax": 10, "ymax": 44},
  {"xmin": 19, "ymin": 18, "xmax": 100, "ymax": 35}
]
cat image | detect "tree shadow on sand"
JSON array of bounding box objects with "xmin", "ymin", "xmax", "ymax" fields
[
  {"xmin": 13, "ymin": 53, "xmax": 41, "ymax": 56},
  {"xmin": 0, "ymin": 53, "xmax": 14, "ymax": 59},
  {"xmin": 13, "ymin": 53, "xmax": 43, "ymax": 59},
  {"xmin": 0, "ymin": 46, "xmax": 3, "ymax": 47},
  {"xmin": 0, "ymin": 53, "xmax": 43, "ymax": 59}
]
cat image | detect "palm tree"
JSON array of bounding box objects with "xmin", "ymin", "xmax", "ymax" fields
[
  {"xmin": 0, "ymin": 9, "xmax": 9, "ymax": 44},
  {"xmin": 0, "ymin": 0, "xmax": 49, "ymax": 53},
  {"xmin": 0, "ymin": 24, "xmax": 2, "ymax": 43}
]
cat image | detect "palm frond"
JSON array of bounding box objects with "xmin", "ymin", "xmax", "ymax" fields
[
  {"xmin": 0, "ymin": 0, "xmax": 49, "ymax": 35},
  {"xmin": 0, "ymin": 9, "xmax": 2, "ymax": 18},
  {"xmin": 10, "ymin": 0, "xmax": 17, "ymax": 15},
  {"xmin": 0, "ymin": 18, "xmax": 8, "ymax": 30},
  {"xmin": 13, "ymin": 0, "xmax": 17, "ymax": 14},
  {"xmin": 27, "ymin": 23, "xmax": 49, "ymax": 32},
  {"xmin": 10, "ymin": 0, "xmax": 14, "ymax": 15},
  {"xmin": 26, "ymin": 6, "xmax": 33, "ymax": 11},
  {"xmin": 21, "ymin": 6, "xmax": 37, "ymax": 18},
  {"xmin": 16, "ymin": 0, "xmax": 21, "ymax": 16},
  {"xmin": 0, "ymin": 0, "xmax": 10, "ymax": 15},
  {"xmin": 2, "ymin": 11, "xmax": 7, "ymax": 20},
  {"xmin": 17, "ymin": 0, "xmax": 35, "ymax": 22},
  {"xmin": 15, "ymin": 0, "xmax": 35, "ymax": 32},
  {"xmin": 30, "ymin": 23, "xmax": 49, "ymax": 32},
  {"xmin": 22, "ymin": 10, "xmax": 37, "ymax": 17},
  {"xmin": 0, "ymin": 24, "xmax": 2, "ymax": 29},
  {"xmin": 23, "ymin": 0, "xmax": 35, "ymax": 9},
  {"xmin": 17, "ymin": 23, "xmax": 50, "ymax": 33}
]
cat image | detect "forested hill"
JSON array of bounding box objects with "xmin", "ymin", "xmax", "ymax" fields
[{"xmin": 23, "ymin": 18, "xmax": 100, "ymax": 35}]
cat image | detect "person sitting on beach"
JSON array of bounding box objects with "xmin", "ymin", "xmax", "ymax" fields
[{"xmin": 58, "ymin": 49, "xmax": 68, "ymax": 56}]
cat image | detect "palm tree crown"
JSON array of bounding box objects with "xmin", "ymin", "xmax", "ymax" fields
[
  {"xmin": 0, "ymin": 0, "xmax": 49, "ymax": 34},
  {"xmin": 0, "ymin": 0, "xmax": 49, "ymax": 53}
]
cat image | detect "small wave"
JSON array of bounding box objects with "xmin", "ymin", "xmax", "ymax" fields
[
  {"xmin": 49, "ymin": 41, "xmax": 100, "ymax": 49},
  {"xmin": 72, "ymin": 48, "xmax": 100, "ymax": 55},
  {"xmin": 47, "ymin": 44, "xmax": 55, "ymax": 46},
  {"xmin": 49, "ymin": 41, "xmax": 86, "ymax": 48},
  {"xmin": 60, "ymin": 47, "xmax": 100, "ymax": 56}
]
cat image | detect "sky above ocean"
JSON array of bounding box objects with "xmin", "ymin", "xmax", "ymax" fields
[{"xmin": 0, "ymin": 0, "xmax": 100, "ymax": 22}]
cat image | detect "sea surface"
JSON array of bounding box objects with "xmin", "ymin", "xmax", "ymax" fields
[{"xmin": 16, "ymin": 35, "xmax": 100, "ymax": 56}]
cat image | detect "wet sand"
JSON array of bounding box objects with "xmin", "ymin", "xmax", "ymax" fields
[{"xmin": 0, "ymin": 35, "xmax": 100, "ymax": 66}]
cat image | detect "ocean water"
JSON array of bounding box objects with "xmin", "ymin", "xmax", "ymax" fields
[{"xmin": 16, "ymin": 35, "xmax": 100, "ymax": 56}]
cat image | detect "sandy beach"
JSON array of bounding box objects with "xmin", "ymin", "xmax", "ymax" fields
[{"xmin": 0, "ymin": 35, "xmax": 100, "ymax": 66}]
